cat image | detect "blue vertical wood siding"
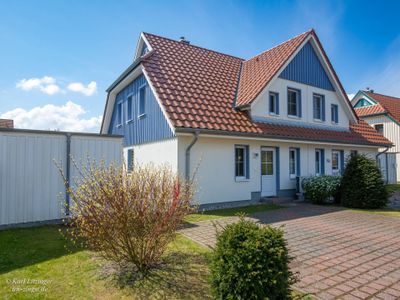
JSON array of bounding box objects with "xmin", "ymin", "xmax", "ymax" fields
[
  {"xmin": 279, "ymin": 41, "xmax": 335, "ymax": 91},
  {"xmin": 108, "ymin": 74, "xmax": 174, "ymax": 146}
]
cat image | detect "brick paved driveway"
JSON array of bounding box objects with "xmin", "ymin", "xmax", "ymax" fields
[{"xmin": 180, "ymin": 203, "xmax": 400, "ymax": 300}]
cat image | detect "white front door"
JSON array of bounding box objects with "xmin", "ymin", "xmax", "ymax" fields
[{"xmin": 261, "ymin": 147, "xmax": 276, "ymax": 197}]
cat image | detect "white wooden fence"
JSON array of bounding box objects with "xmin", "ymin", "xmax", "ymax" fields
[{"xmin": 0, "ymin": 129, "xmax": 122, "ymax": 227}]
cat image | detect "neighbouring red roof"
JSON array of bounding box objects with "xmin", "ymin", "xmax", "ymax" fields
[
  {"xmin": 354, "ymin": 104, "xmax": 386, "ymax": 117},
  {"xmin": 139, "ymin": 32, "xmax": 392, "ymax": 147},
  {"xmin": 360, "ymin": 92, "xmax": 400, "ymax": 124},
  {"xmin": 0, "ymin": 119, "xmax": 13, "ymax": 128}
]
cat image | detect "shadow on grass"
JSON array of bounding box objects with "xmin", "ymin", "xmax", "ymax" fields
[
  {"xmin": 0, "ymin": 225, "xmax": 82, "ymax": 275},
  {"xmin": 99, "ymin": 251, "xmax": 212, "ymax": 300}
]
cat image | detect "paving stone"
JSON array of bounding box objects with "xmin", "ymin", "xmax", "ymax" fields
[{"xmin": 180, "ymin": 203, "xmax": 400, "ymax": 298}]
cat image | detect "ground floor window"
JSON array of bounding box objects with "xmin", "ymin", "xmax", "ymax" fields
[
  {"xmin": 235, "ymin": 145, "xmax": 248, "ymax": 179},
  {"xmin": 350, "ymin": 150, "xmax": 358, "ymax": 157},
  {"xmin": 289, "ymin": 148, "xmax": 299, "ymax": 179},
  {"xmin": 332, "ymin": 150, "xmax": 341, "ymax": 175},
  {"xmin": 127, "ymin": 148, "xmax": 134, "ymax": 172},
  {"xmin": 315, "ymin": 149, "xmax": 324, "ymax": 176}
]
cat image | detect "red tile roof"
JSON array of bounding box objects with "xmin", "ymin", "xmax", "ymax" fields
[
  {"xmin": 140, "ymin": 32, "xmax": 391, "ymax": 147},
  {"xmin": 236, "ymin": 30, "xmax": 311, "ymax": 107},
  {"xmin": 354, "ymin": 104, "xmax": 386, "ymax": 117},
  {"xmin": 362, "ymin": 92, "xmax": 400, "ymax": 124},
  {"xmin": 0, "ymin": 119, "xmax": 13, "ymax": 128}
]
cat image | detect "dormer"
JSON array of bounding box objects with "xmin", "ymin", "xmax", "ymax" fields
[{"xmin": 134, "ymin": 33, "xmax": 153, "ymax": 60}]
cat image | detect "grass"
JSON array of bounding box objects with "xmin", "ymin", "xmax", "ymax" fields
[
  {"xmin": 386, "ymin": 183, "xmax": 400, "ymax": 194},
  {"xmin": 185, "ymin": 203, "xmax": 283, "ymax": 223},
  {"xmin": 349, "ymin": 208, "xmax": 400, "ymax": 218},
  {"xmin": 0, "ymin": 225, "xmax": 212, "ymax": 299}
]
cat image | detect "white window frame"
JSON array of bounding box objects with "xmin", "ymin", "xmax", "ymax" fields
[
  {"xmin": 332, "ymin": 150, "xmax": 341, "ymax": 175},
  {"xmin": 287, "ymin": 88, "xmax": 300, "ymax": 118},
  {"xmin": 269, "ymin": 92, "xmax": 278, "ymax": 115},
  {"xmin": 289, "ymin": 148, "xmax": 297, "ymax": 179},
  {"xmin": 126, "ymin": 148, "xmax": 134, "ymax": 173},
  {"xmin": 127, "ymin": 94, "xmax": 133, "ymax": 123},
  {"xmin": 116, "ymin": 102, "xmax": 123, "ymax": 127},
  {"xmin": 313, "ymin": 94, "xmax": 323, "ymax": 121},
  {"xmin": 235, "ymin": 145, "xmax": 248, "ymax": 181},
  {"xmin": 374, "ymin": 124, "xmax": 384, "ymax": 134},
  {"xmin": 315, "ymin": 149, "xmax": 322, "ymax": 176},
  {"xmin": 138, "ymin": 85, "xmax": 147, "ymax": 118}
]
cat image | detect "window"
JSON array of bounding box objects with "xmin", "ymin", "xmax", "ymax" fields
[
  {"xmin": 332, "ymin": 150, "xmax": 341, "ymax": 175},
  {"xmin": 315, "ymin": 149, "xmax": 324, "ymax": 175},
  {"xmin": 235, "ymin": 145, "xmax": 248, "ymax": 179},
  {"xmin": 261, "ymin": 150, "xmax": 274, "ymax": 175},
  {"xmin": 140, "ymin": 43, "xmax": 149, "ymax": 56},
  {"xmin": 138, "ymin": 86, "xmax": 147, "ymax": 117},
  {"xmin": 127, "ymin": 149, "xmax": 134, "ymax": 172},
  {"xmin": 287, "ymin": 88, "xmax": 301, "ymax": 117},
  {"xmin": 127, "ymin": 95, "xmax": 133, "ymax": 122},
  {"xmin": 289, "ymin": 148, "xmax": 299, "ymax": 179},
  {"xmin": 374, "ymin": 124, "xmax": 384, "ymax": 134},
  {"xmin": 331, "ymin": 104, "xmax": 339, "ymax": 123},
  {"xmin": 269, "ymin": 92, "xmax": 279, "ymax": 115},
  {"xmin": 117, "ymin": 102, "xmax": 122, "ymax": 126},
  {"xmin": 313, "ymin": 94, "xmax": 325, "ymax": 121},
  {"xmin": 350, "ymin": 150, "xmax": 358, "ymax": 157}
]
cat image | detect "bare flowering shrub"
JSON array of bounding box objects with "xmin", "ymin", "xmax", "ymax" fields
[{"xmin": 58, "ymin": 161, "xmax": 195, "ymax": 273}]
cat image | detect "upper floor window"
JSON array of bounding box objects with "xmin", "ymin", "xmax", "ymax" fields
[
  {"xmin": 127, "ymin": 95, "xmax": 133, "ymax": 122},
  {"xmin": 138, "ymin": 85, "xmax": 147, "ymax": 117},
  {"xmin": 331, "ymin": 104, "xmax": 339, "ymax": 124},
  {"xmin": 287, "ymin": 88, "xmax": 301, "ymax": 117},
  {"xmin": 313, "ymin": 94, "xmax": 325, "ymax": 121},
  {"xmin": 269, "ymin": 92, "xmax": 279, "ymax": 115},
  {"xmin": 235, "ymin": 145, "xmax": 249, "ymax": 180},
  {"xmin": 117, "ymin": 102, "xmax": 122, "ymax": 126},
  {"xmin": 289, "ymin": 148, "xmax": 299, "ymax": 179},
  {"xmin": 140, "ymin": 44, "xmax": 149, "ymax": 56},
  {"xmin": 374, "ymin": 124, "xmax": 384, "ymax": 134}
]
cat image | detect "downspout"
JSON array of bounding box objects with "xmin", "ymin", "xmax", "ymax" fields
[
  {"xmin": 65, "ymin": 133, "xmax": 72, "ymax": 215},
  {"xmin": 185, "ymin": 131, "xmax": 200, "ymax": 180},
  {"xmin": 376, "ymin": 146, "xmax": 390, "ymax": 184}
]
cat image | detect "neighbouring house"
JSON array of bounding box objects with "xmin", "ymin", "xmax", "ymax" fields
[
  {"xmin": 351, "ymin": 90, "xmax": 400, "ymax": 183},
  {"xmin": 0, "ymin": 119, "xmax": 14, "ymax": 128},
  {"xmin": 101, "ymin": 29, "xmax": 392, "ymax": 208}
]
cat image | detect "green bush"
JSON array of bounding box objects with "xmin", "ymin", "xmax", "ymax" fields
[
  {"xmin": 340, "ymin": 154, "xmax": 388, "ymax": 208},
  {"xmin": 210, "ymin": 218, "xmax": 294, "ymax": 300},
  {"xmin": 302, "ymin": 175, "xmax": 341, "ymax": 204}
]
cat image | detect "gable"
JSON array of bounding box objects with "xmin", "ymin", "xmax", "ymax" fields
[
  {"xmin": 279, "ymin": 41, "xmax": 335, "ymax": 91},
  {"xmin": 354, "ymin": 98, "xmax": 375, "ymax": 108},
  {"xmin": 108, "ymin": 74, "xmax": 174, "ymax": 146}
]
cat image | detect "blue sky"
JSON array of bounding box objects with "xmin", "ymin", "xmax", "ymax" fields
[{"xmin": 1, "ymin": 0, "xmax": 399, "ymax": 132}]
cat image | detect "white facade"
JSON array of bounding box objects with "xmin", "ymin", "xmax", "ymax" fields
[
  {"xmin": 0, "ymin": 130, "xmax": 122, "ymax": 226},
  {"xmin": 252, "ymin": 78, "xmax": 350, "ymax": 130},
  {"xmin": 130, "ymin": 135, "xmax": 378, "ymax": 205}
]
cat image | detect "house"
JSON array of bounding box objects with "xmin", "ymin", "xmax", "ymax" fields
[
  {"xmin": 0, "ymin": 119, "xmax": 14, "ymax": 128},
  {"xmin": 351, "ymin": 90, "xmax": 400, "ymax": 182},
  {"xmin": 100, "ymin": 29, "xmax": 391, "ymax": 208}
]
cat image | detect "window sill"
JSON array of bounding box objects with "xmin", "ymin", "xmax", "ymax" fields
[
  {"xmin": 269, "ymin": 112, "xmax": 279, "ymax": 117},
  {"xmin": 331, "ymin": 121, "xmax": 339, "ymax": 125},
  {"xmin": 235, "ymin": 177, "xmax": 250, "ymax": 182},
  {"xmin": 126, "ymin": 119, "xmax": 133, "ymax": 124},
  {"xmin": 289, "ymin": 175, "xmax": 297, "ymax": 180},
  {"xmin": 313, "ymin": 118, "xmax": 324, "ymax": 123},
  {"xmin": 287, "ymin": 114, "xmax": 301, "ymax": 119},
  {"xmin": 138, "ymin": 114, "xmax": 146, "ymax": 119},
  {"xmin": 116, "ymin": 124, "xmax": 122, "ymax": 128}
]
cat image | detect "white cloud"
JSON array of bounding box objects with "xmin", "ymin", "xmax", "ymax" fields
[
  {"xmin": 16, "ymin": 76, "xmax": 61, "ymax": 95},
  {"xmin": 0, "ymin": 101, "xmax": 102, "ymax": 132},
  {"xmin": 67, "ymin": 81, "xmax": 97, "ymax": 96}
]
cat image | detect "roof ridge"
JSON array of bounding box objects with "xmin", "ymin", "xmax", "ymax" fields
[
  {"xmin": 367, "ymin": 91, "xmax": 400, "ymax": 100},
  {"xmin": 142, "ymin": 32, "xmax": 244, "ymax": 61},
  {"xmin": 245, "ymin": 29, "xmax": 313, "ymax": 62}
]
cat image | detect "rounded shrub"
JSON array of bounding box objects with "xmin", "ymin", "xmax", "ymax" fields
[
  {"xmin": 210, "ymin": 217, "xmax": 294, "ymax": 300},
  {"xmin": 340, "ymin": 154, "xmax": 388, "ymax": 208},
  {"xmin": 302, "ymin": 175, "xmax": 341, "ymax": 204}
]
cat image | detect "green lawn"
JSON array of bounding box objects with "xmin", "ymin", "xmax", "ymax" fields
[
  {"xmin": 0, "ymin": 225, "xmax": 211, "ymax": 299},
  {"xmin": 185, "ymin": 203, "xmax": 283, "ymax": 222},
  {"xmin": 386, "ymin": 183, "xmax": 400, "ymax": 194},
  {"xmin": 349, "ymin": 208, "xmax": 400, "ymax": 218}
]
